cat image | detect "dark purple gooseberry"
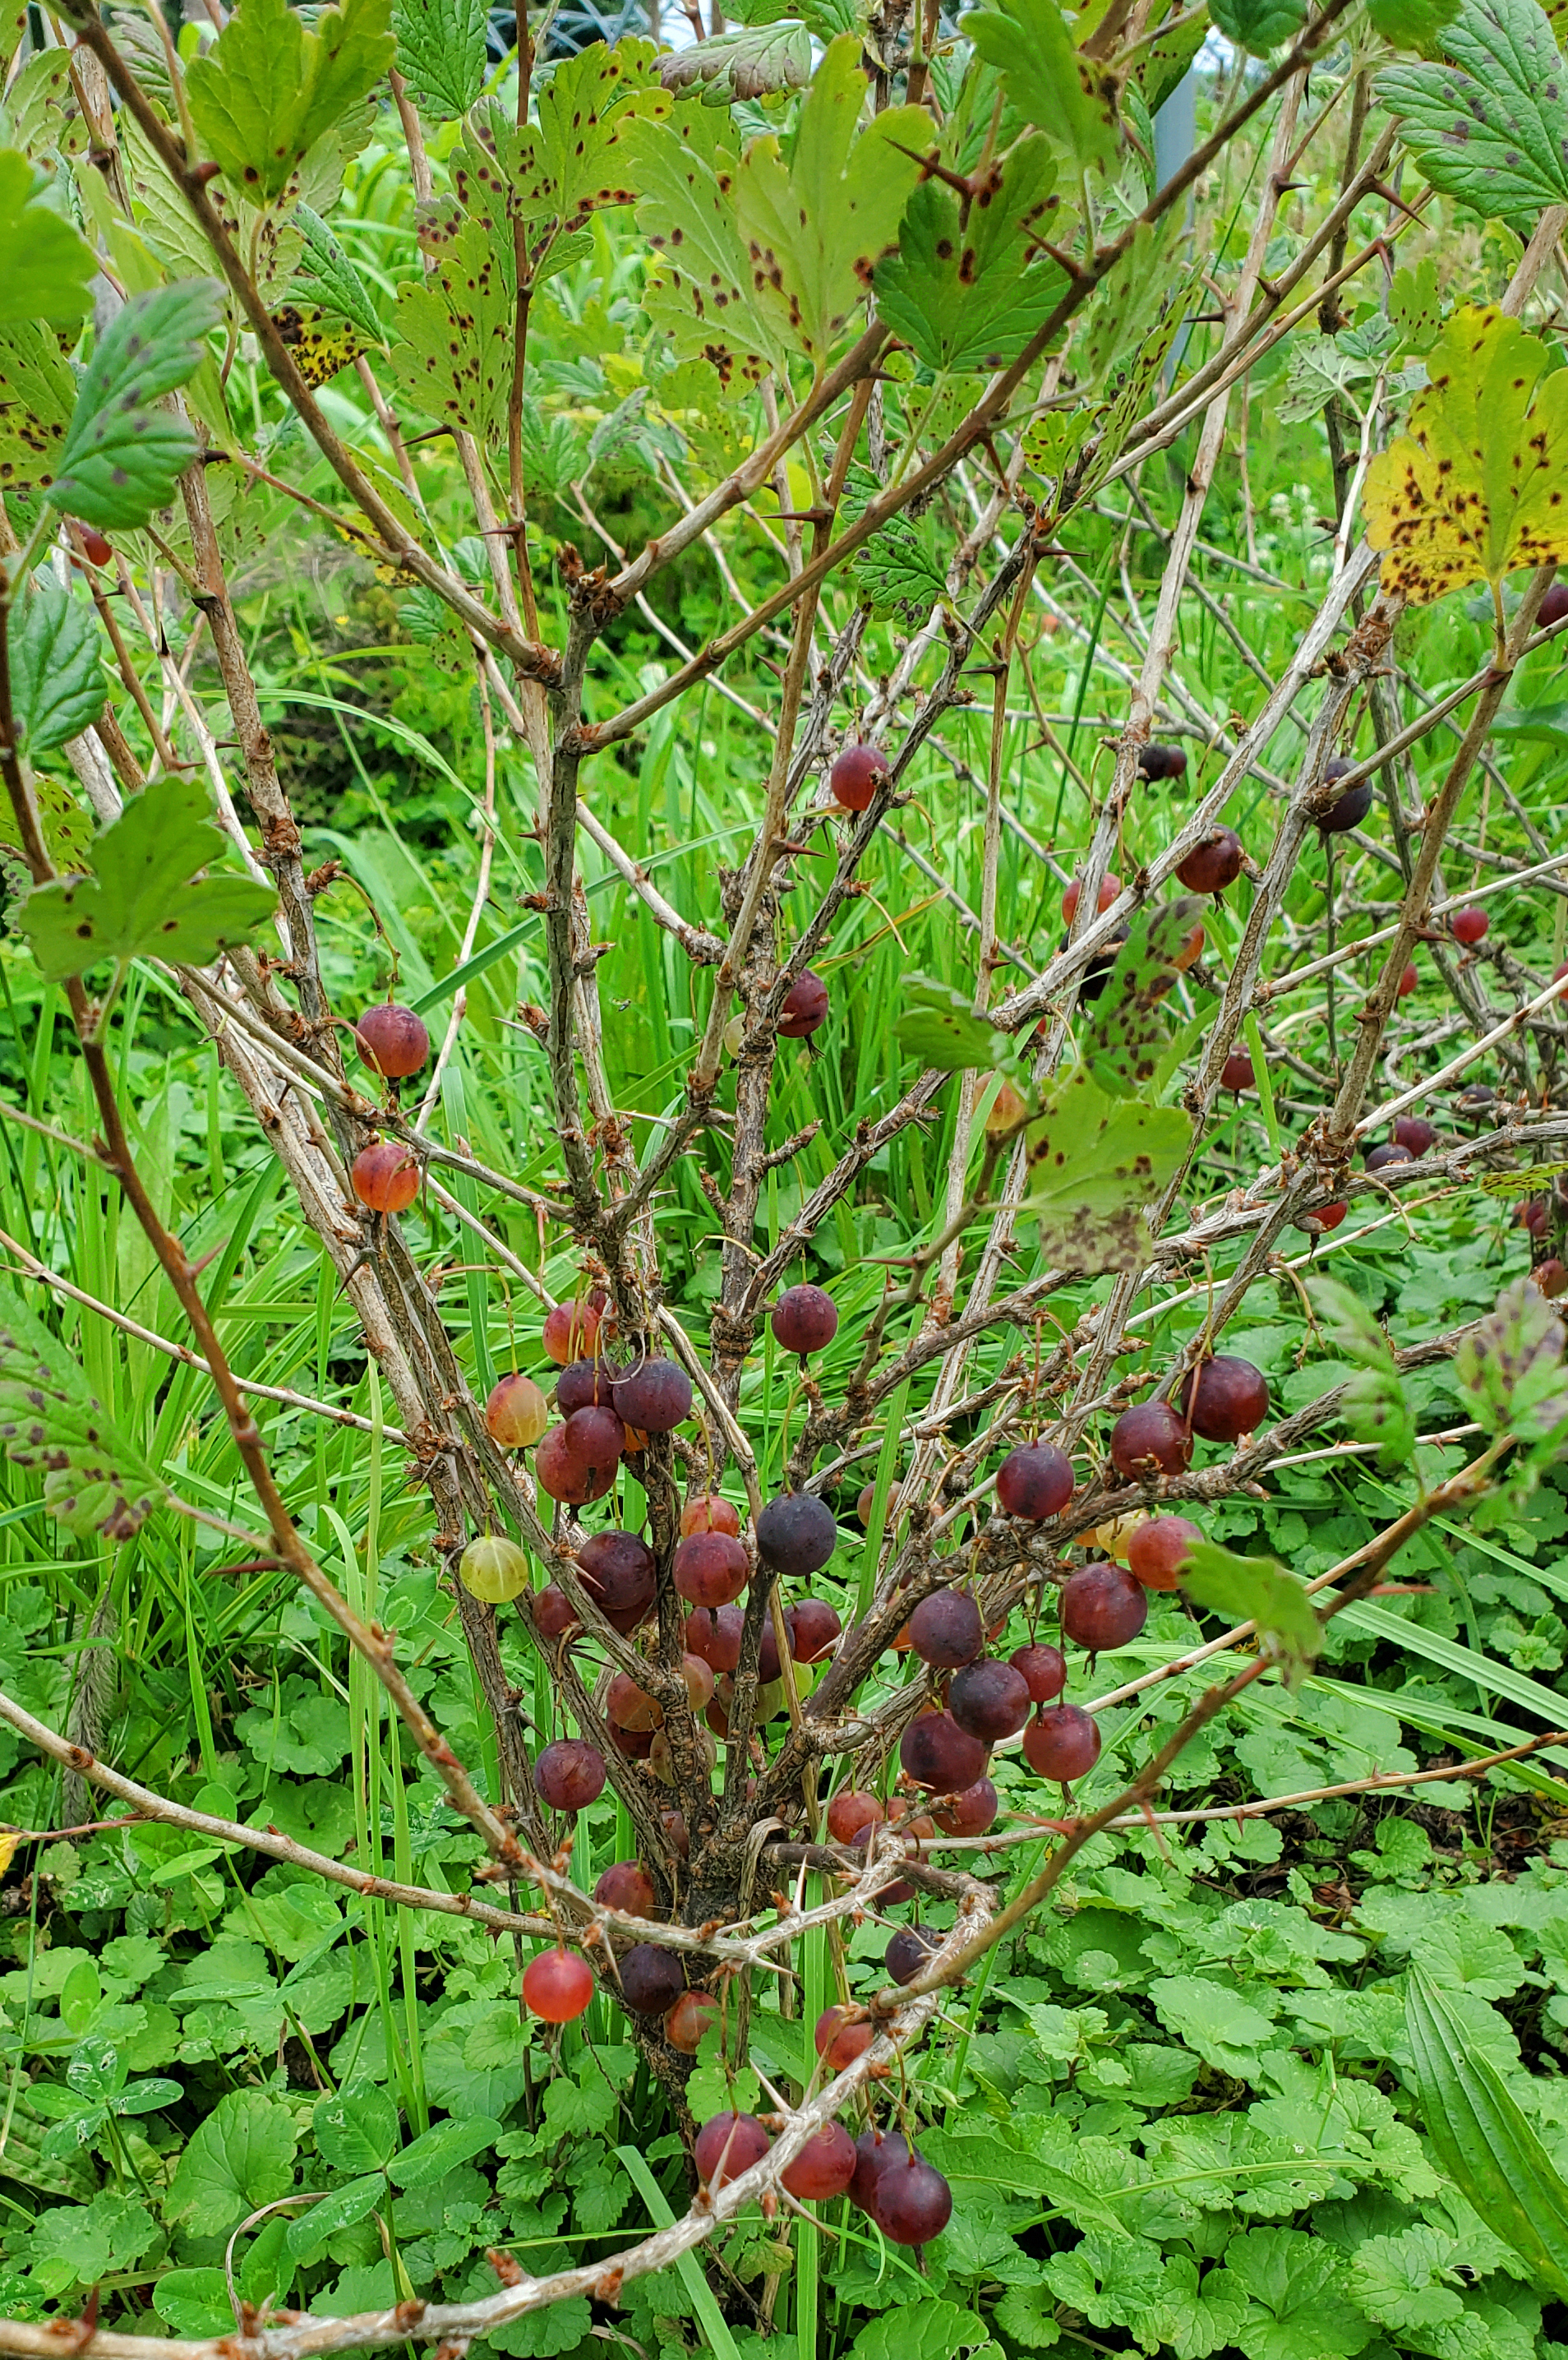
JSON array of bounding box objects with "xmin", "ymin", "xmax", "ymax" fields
[
  {"xmin": 995, "ymin": 1443, "xmax": 1074, "ymax": 1521},
  {"xmin": 1538, "ymin": 582, "xmax": 1568, "ymax": 629},
  {"xmin": 772, "ymin": 1284, "xmax": 838, "ymax": 1357},
  {"xmin": 899, "ymin": 1711, "xmax": 988, "ymax": 1794},
  {"xmin": 948, "ymin": 1656, "xmax": 1031, "ymax": 1741},
  {"xmin": 906, "ymin": 1588, "xmax": 984, "ymax": 1670},
  {"xmin": 885, "ymin": 1925, "xmax": 938, "ymax": 1985},
  {"xmin": 685, "ymin": 1602, "xmax": 745, "ymax": 1673},
  {"xmin": 1318, "ymin": 756, "xmax": 1372, "ymax": 834},
  {"xmin": 611, "ymin": 1357, "xmax": 692, "ymax": 1434},
  {"xmin": 874, "ymin": 2155, "xmax": 953, "ymax": 2247},
  {"xmin": 1186, "ymin": 1354, "xmax": 1270, "ymax": 1445},
  {"xmin": 533, "ymin": 1738, "xmax": 606, "ymax": 1812},
  {"xmin": 1393, "ymin": 1115, "xmax": 1436, "ymax": 1157},
  {"xmin": 577, "ymin": 1530, "xmax": 657, "ymax": 1626},
  {"xmin": 1364, "ymin": 1143, "xmax": 1413, "ymax": 1174},
  {"xmin": 1109, "ymin": 1401, "xmax": 1192, "ymax": 1480},
  {"xmin": 556, "ymin": 1357, "xmax": 619, "ymax": 1414},
  {"xmin": 756, "ymin": 1490, "xmax": 838, "ymax": 1576},
  {"xmin": 1137, "ymin": 743, "xmax": 1188, "ymax": 781},
  {"xmin": 617, "ymin": 1943, "xmax": 685, "ymax": 2015}
]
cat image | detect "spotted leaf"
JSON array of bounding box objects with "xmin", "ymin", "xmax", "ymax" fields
[
  {"xmin": 1363, "ymin": 304, "xmax": 1568, "ymax": 602},
  {"xmin": 19, "ymin": 773, "xmax": 278, "ymax": 984},
  {"xmin": 1377, "ymin": 0, "xmax": 1568, "ymax": 229},
  {"xmin": 1083, "ymin": 895, "xmax": 1208, "ymax": 1093},
  {"xmin": 1023, "ymin": 1069, "xmax": 1192, "ymax": 1273},
  {"xmin": 0, "ymin": 1297, "xmax": 166, "ymax": 1540}
]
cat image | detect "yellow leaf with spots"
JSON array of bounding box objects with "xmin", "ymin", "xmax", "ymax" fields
[
  {"xmin": 0, "ymin": 1831, "xmax": 17, "ymax": 1877},
  {"xmin": 1363, "ymin": 304, "xmax": 1568, "ymax": 603}
]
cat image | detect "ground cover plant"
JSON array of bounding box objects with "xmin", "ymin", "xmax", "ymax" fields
[{"xmin": 4, "ymin": 0, "xmax": 1568, "ymax": 2352}]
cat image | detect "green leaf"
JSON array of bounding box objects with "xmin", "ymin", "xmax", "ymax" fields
[
  {"xmin": 1275, "ymin": 332, "xmax": 1374, "ymax": 427},
  {"xmin": 851, "ymin": 503, "xmax": 949, "ymax": 621},
  {"xmin": 849, "ymin": 2301, "xmax": 997, "ymax": 2360},
  {"xmin": 0, "ymin": 1294, "xmax": 166, "ymax": 1540},
  {"xmin": 1379, "ymin": 0, "xmax": 1568, "ymax": 228},
  {"xmin": 658, "ymin": 21, "xmax": 812, "ymax": 98},
  {"xmin": 0, "ymin": 149, "xmax": 97, "ymax": 326},
  {"xmin": 1339, "ymin": 1366, "xmax": 1417, "ymax": 1471},
  {"xmin": 1178, "ymin": 1539, "xmax": 1320, "ymax": 1683},
  {"xmin": 187, "ymin": 0, "xmax": 394, "ymax": 203},
  {"xmin": 874, "ymin": 141, "xmax": 1063, "ymax": 372},
  {"xmin": 625, "ymin": 105, "xmax": 772, "ymax": 383},
  {"xmin": 1204, "ymin": 2228, "xmax": 1368, "ymax": 2360},
  {"xmin": 20, "ymin": 773, "xmax": 278, "ymax": 983},
  {"xmin": 1364, "ymin": 303, "xmax": 1568, "ymax": 603},
  {"xmin": 47, "ymin": 281, "xmax": 224, "ymax": 533},
  {"xmin": 1022, "ymin": 1069, "xmax": 1192, "ymax": 1275},
  {"xmin": 1311, "ymin": 1277, "xmax": 1395, "ymax": 1369},
  {"xmin": 1455, "ymin": 1277, "xmax": 1568, "ymax": 1447},
  {"xmin": 1345, "ymin": 2226, "xmax": 1464, "ymax": 2332},
  {"xmin": 313, "ymin": 2081, "xmax": 398, "ymax": 2173},
  {"xmin": 729, "ymin": 39, "xmax": 929, "ymax": 363},
  {"xmin": 1211, "ymin": 0, "xmax": 1306, "ymax": 51},
  {"xmin": 989, "ymin": 2285, "xmax": 1061, "ymax": 2350},
  {"xmin": 169, "ymin": 2090, "xmax": 298, "ymax": 2236},
  {"xmin": 284, "ymin": 2174, "xmax": 382, "ymax": 2260},
  {"xmin": 963, "ymin": 0, "xmax": 1119, "ymax": 170},
  {"xmin": 1083, "ymin": 897, "xmax": 1209, "ymax": 1093},
  {"xmin": 1368, "ymin": 0, "xmax": 1460, "ymax": 48},
  {"xmin": 392, "ymin": 0, "xmax": 486, "ymax": 119},
  {"xmin": 388, "ymin": 2111, "xmax": 502, "ymax": 2186},
  {"xmin": 292, "ymin": 205, "xmax": 385, "ymax": 346},
  {"xmin": 7, "ymin": 576, "xmax": 103, "ymax": 755},
  {"xmin": 896, "ymin": 977, "xmax": 1021, "ymax": 1073},
  {"xmin": 153, "ymin": 2270, "xmax": 234, "ymax": 2339},
  {"xmin": 0, "ymin": 321, "xmax": 76, "ymax": 496},
  {"xmin": 1404, "ymin": 1963, "xmax": 1568, "ymax": 2299}
]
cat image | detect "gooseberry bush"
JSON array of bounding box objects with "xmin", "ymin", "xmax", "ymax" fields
[{"xmin": 7, "ymin": 0, "xmax": 1568, "ymax": 2348}]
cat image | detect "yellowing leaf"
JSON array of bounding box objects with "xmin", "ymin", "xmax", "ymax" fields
[
  {"xmin": 269, "ymin": 303, "xmax": 367, "ymax": 388},
  {"xmin": 1023, "ymin": 1069, "xmax": 1192, "ymax": 1273},
  {"xmin": 1363, "ymin": 304, "xmax": 1568, "ymax": 603}
]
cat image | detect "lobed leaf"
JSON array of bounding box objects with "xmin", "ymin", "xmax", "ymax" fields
[
  {"xmin": 895, "ymin": 978, "xmax": 1022, "ymax": 1074},
  {"xmin": 1023, "ymin": 1069, "xmax": 1192, "ymax": 1274},
  {"xmin": 0, "ymin": 1295, "xmax": 166, "ymax": 1541},
  {"xmin": 1179, "ymin": 1538, "xmax": 1321, "ymax": 1684},
  {"xmin": 874, "ymin": 140, "xmax": 1063, "ymax": 374},
  {"xmin": 1211, "ymin": 0, "xmax": 1306, "ymax": 50},
  {"xmin": 1377, "ymin": 0, "xmax": 1568, "ymax": 229},
  {"xmin": 1455, "ymin": 1275, "xmax": 1568, "ymax": 1447},
  {"xmin": 391, "ymin": 0, "xmax": 486, "ymax": 120},
  {"xmin": 963, "ymin": 0, "xmax": 1119, "ymax": 170},
  {"xmin": 1363, "ymin": 305, "xmax": 1568, "ymax": 603},
  {"xmin": 19, "ymin": 772, "xmax": 279, "ymax": 984},
  {"xmin": 291, "ymin": 204, "xmax": 385, "ymax": 347},
  {"xmin": 1083, "ymin": 896, "xmax": 1208, "ymax": 1094},
  {"xmin": 186, "ymin": 0, "xmax": 394, "ymax": 203}
]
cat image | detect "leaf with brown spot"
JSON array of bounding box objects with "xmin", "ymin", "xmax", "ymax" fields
[
  {"xmin": 874, "ymin": 137, "xmax": 1063, "ymax": 372},
  {"xmin": 20, "ymin": 774, "xmax": 278, "ymax": 984},
  {"xmin": 1084, "ymin": 895, "xmax": 1210, "ymax": 1093},
  {"xmin": 964, "ymin": 0, "xmax": 1120, "ymax": 172},
  {"xmin": 1378, "ymin": 0, "xmax": 1568, "ymax": 230},
  {"xmin": 0, "ymin": 1300, "xmax": 166, "ymax": 1542},
  {"xmin": 1363, "ymin": 304, "xmax": 1568, "ymax": 603},
  {"xmin": 1022, "ymin": 1069, "xmax": 1192, "ymax": 1274},
  {"xmin": 729, "ymin": 37, "xmax": 929, "ymax": 363}
]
